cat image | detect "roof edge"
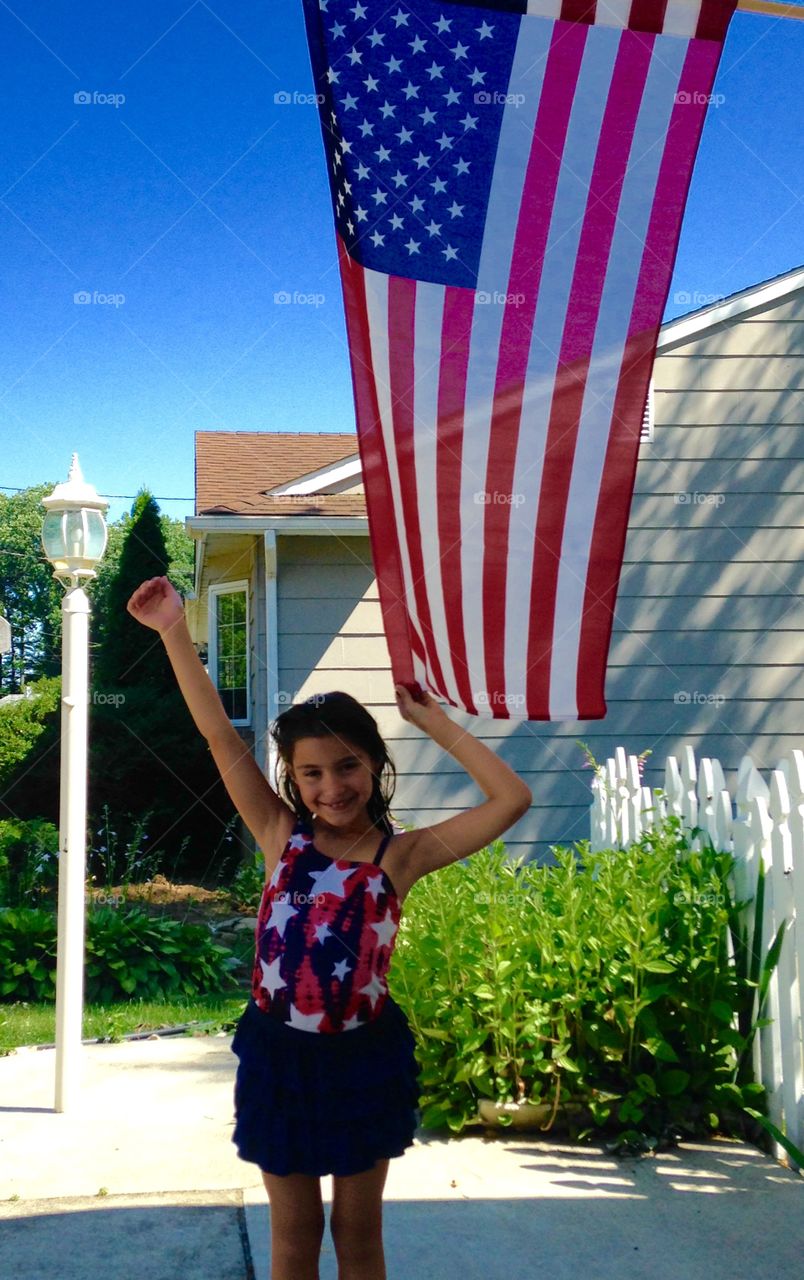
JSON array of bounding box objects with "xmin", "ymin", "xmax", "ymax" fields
[{"xmin": 657, "ymin": 263, "xmax": 804, "ymax": 351}]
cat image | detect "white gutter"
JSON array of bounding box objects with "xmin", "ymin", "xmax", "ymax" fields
[
  {"xmin": 186, "ymin": 515, "xmax": 369, "ymax": 535},
  {"xmin": 191, "ymin": 530, "xmax": 207, "ymax": 601}
]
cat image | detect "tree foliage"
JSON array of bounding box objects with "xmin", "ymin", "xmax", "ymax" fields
[{"xmin": 0, "ymin": 485, "xmax": 63, "ymax": 692}]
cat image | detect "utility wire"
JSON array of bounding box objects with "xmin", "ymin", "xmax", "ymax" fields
[{"xmin": 0, "ymin": 484, "xmax": 194, "ymax": 501}]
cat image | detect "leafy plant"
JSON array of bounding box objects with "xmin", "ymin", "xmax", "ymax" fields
[
  {"xmin": 0, "ymin": 907, "xmax": 58, "ymax": 1000},
  {"xmin": 230, "ymin": 844, "xmax": 266, "ymax": 912},
  {"xmin": 0, "ymin": 904, "xmax": 237, "ymax": 1003},
  {"xmin": 86, "ymin": 804, "xmax": 163, "ymax": 891},
  {"xmin": 391, "ymin": 816, "xmax": 792, "ymax": 1158},
  {"xmin": 0, "ymin": 818, "xmax": 59, "ymax": 907}
]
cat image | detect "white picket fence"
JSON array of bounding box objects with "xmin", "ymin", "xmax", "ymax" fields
[{"xmin": 589, "ymin": 742, "xmax": 804, "ymax": 1170}]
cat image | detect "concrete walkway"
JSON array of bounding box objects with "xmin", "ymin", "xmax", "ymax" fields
[{"xmin": 1, "ymin": 1030, "xmax": 802, "ymax": 1279}]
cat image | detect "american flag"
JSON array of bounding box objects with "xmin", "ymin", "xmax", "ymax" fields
[{"xmin": 301, "ymin": 0, "xmax": 737, "ymax": 720}]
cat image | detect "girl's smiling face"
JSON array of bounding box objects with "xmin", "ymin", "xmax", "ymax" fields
[{"xmin": 289, "ymin": 734, "xmax": 380, "ymax": 831}]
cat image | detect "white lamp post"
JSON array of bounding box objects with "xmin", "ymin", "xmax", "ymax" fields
[{"xmin": 41, "ymin": 454, "xmax": 108, "ymax": 1112}]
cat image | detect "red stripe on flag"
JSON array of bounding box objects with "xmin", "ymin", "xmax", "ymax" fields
[
  {"xmin": 629, "ymin": 0, "xmax": 667, "ymax": 34},
  {"xmin": 337, "ymin": 236, "xmax": 419, "ymax": 686},
  {"xmin": 526, "ymin": 31, "xmax": 654, "ymax": 718},
  {"xmin": 436, "ymin": 286, "xmax": 477, "ymax": 713},
  {"xmin": 576, "ymin": 37, "xmax": 725, "ymax": 716},
  {"xmin": 483, "ymin": 22, "xmax": 588, "ymax": 715},
  {"xmin": 696, "ymin": 0, "xmax": 738, "ymax": 41},
  {"xmin": 387, "ymin": 276, "xmax": 450, "ymax": 700},
  {"xmin": 560, "ymin": 0, "xmax": 597, "ymax": 22}
]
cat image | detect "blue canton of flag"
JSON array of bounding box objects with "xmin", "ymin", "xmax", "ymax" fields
[{"xmin": 303, "ymin": 0, "xmax": 520, "ymax": 288}]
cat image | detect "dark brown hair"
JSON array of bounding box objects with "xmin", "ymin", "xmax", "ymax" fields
[{"xmin": 270, "ymin": 691, "xmax": 397, "ymax": 835}]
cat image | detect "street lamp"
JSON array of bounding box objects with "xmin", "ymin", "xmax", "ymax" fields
[{"xmin": 41, "ymin": 454, "xmax": 108, "ymax": 1112}]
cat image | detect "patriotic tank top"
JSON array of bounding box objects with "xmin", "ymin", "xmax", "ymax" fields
[{"xmin": 250, "ymin": 817, "xmax": 401, "ymax": 1033}]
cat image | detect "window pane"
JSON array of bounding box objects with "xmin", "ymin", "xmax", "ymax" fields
[{"xmin": 215, "ymin": 589, "xmax": 248, "ymax": 720}]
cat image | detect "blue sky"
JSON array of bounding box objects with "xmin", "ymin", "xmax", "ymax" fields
[{"xmin": 0, "ymin": 0, "xmax": 802, "ymax": 526}]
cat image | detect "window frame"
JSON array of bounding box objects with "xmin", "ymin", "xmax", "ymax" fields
[{"xmin": 207, "ymin": 580, "xmax": 251, "ymax": 727}]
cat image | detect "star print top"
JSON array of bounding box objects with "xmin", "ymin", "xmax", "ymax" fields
[{"xmin": 250, "ymin": 817, "xmax": 402, "ymax": 1033}]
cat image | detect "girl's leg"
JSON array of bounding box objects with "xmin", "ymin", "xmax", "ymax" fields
[
  {"xmin": 330, "ymin": 1158, "xmax": 390, "ymax": 1280},
  {"xmin": 261, "ymin": 1170, "xmax": 325, "ymax": 1280}
]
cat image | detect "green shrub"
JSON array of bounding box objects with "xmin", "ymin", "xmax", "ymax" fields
[
  {"xmin": 0, "ymin": 678, "xmax": 61, "ymax": 825},
  {"xmin": 0, "ymin": 818, "xmax": 59, "ymax": 907},
  {"xmin": 0, "ymin": 904, "xmax": 237, "ymax": 1003},
  {"xmin": 0, "ymin": 907, "xmax": 58, "ymax": 1000},
  {"xmin": 390, "ymin": 816, "xmax": 780, "ymax": 1154}
]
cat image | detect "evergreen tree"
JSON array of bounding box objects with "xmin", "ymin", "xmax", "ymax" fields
[{"xmin": 94, "ymin": 489, "xmax": 174, "ymax": 691}]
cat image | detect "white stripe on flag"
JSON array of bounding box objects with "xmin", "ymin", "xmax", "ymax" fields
[
  {"xmin": 549, "ymin": 33, "xmax": 689, "ymax": 718},
  {"xmin": 363, "ymin": 269, "xmax": 430, "ymax": 692},
  {"xmin": 411, "ymin": 282, "xmax": 464, "ymax": 706},
  {"xmin": 663, "ymin": 1, "xmax": 705, "ymax": 38},
  {"xmin": 526, "ymin": 1, "xmax": 563, "ymax": 19},
  {"xmin": 600, "ymin": 0, "xmax": 632, "ymax": 29},
  {"xmin": 503, "ymin": 25, "xmax": 621, "ymax": 718},
  {"xmin": 459, "ymin": 16, "xmax": 554, "ymax": 716}
]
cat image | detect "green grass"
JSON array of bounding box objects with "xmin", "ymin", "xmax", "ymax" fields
[{"xmin": 0, "ymin": 992, "xmax": 249, "ymax": 1051}]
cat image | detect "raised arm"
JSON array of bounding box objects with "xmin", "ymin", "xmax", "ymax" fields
[
  {"xmin": 393, "ymin": 683, "xmax": 532, "ymax": 876},
  {"xmin": 126, "ymin": 577, "xmax": 293, "ymax": 852}
]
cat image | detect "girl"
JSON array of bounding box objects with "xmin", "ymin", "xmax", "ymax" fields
[{"xmin": 127, "ymin": 575, "xmax": 532, "ymax": 1280}]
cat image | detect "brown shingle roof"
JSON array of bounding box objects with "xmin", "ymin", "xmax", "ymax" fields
[{"xmin": 195, "ymin": 431, "xmax": 365, "ymax": 517}]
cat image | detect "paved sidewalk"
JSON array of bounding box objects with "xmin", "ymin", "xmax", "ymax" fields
[{"xmin": 1, "ymin": 1031, "xmax": 802, "ymax": 1279}]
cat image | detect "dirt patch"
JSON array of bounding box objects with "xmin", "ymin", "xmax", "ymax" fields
[{"xmin": 84, "ymin": 875, "xmax": 246, "ymax": 927}]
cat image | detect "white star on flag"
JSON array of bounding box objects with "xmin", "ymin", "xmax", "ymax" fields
[
  {"xmin": 259, "ymin": 956, "xmax": 286, "ymax": 997},
  {"xmin": 332, "ymin": 957, "xmax": 352, "ymax": 980},
  {"xmin": 314, "ymin": 921, "xmax": 332, "ymax": 944}
]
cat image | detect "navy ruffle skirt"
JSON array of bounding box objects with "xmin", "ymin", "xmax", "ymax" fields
[{"xmin": 230, "ymin": 994, "xmax": 422, "ymax": 1177}]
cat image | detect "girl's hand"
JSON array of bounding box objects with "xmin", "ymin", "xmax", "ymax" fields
[
  {"xmin": 394, "ymin": 682, "xmax": 449, "ymax": 733},
  {"xmin": 127, "ymin": 576, "xmax": 184, "ymax": 634}
]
